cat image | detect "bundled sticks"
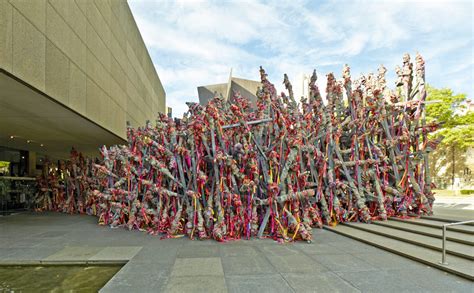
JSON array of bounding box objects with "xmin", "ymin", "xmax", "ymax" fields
[
  {"xmin": 34, "ymin": 149, "xmax": 99, "ymax": 214},
  {"xmin": 36, "ymin": 53, "xmax": 439, "ymax": 243}
]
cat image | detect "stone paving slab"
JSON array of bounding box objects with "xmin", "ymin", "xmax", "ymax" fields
[
  {"xmin": 225, "ymin": 274, "xmax": 294, "ymax": 293},
  {"xmin": 89, "ymin": 246, "xmax": 142, "ymax": 261},
  {"xmin": 394, "ymin": 267, "xmax": 474, "ymax": 292},
  {"xmin": 0, "ymin": 247, "xmax": 60, "ymax": 261},
  {"xmin": 325, "ymin": 238, "xmax": 384, "ymax": 254},
  {"xmin": 134, "ymin": 248, "xmax": 179, "ymax": 262},
  {"xmin": 44, "ymin": 247, "xmax": 104, "ymax": 261},
  {"xmin": 165, "ymin": 276, "xmax": 227, "ymax": 293},
  {"xmin": 310, "ymin": 253, "xmax": 378, "ymax": 273},
  {"xmin": 177, "ymin": 244, "xmax": 220, "ymax": 258},
  {"xmin": 259, "ymin": 244, "xmax": 301, "ymax": 256},
  {"xmin": 282, "ymin": 272, "xmax": 360, "ymax": 292},
  {"xmin": 1, "ymin": 212, "xmax": 473, "ymax": 292},
  {"xmin": 100, "ymin": 270, "xmax": 169, "ymax": 293},
  {"xmin": 265, "ymin": 254, "xmax": 328, "ymax": 273},
  {"xmin": 219, "ymin": 244, "xmax": 259, "ymax": 257},
  {"xmin": 0, "ymin": 237, "xmax": 42, "ymax": 248},
  {"xmin": 32, "ymin": 231, "xmax": 69, "ymax": 238},
  {"xmin": 293, "ymin": 242, "xmax": 346, "ymax": 255},
  {"xmin": 171, "ymin": 257, "xmax": 224, "ymax": 277},
  {"xmin": 118, "ymin": 260, "xmax": 172, "ymax": 275},
  {"xmin": 221, "ymin": 255, "xmax": 276, "ymax": 275},
  {"xmin": 335, "ymin": 269, "xmax": 423, "ymax": 293},
  {"xmin": 0, "ymin": 249, "xmax": 15, "ymax": 259}
]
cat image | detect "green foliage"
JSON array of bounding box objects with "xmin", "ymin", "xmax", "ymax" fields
[
  {"xmin": 460, "ymin": 190, "xmax": 474, "ymax": 195},
  {"xmin": 426, "ymin": 85, "xmax": 473, "ymax": 151},
  {"xmin": 436, "ymin": 124, "xmax": 474, "ymax": 150},
  {"xmin": 426, "ymin": 86, "xmax": 465, "ymax": 122}
]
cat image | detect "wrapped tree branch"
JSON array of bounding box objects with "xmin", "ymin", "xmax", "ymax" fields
[{"xmin": 34, "ymin": 53, "xmax": 438, "ymax": 243}]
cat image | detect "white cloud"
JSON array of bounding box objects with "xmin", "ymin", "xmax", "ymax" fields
[{"xmin": 129, "ymin": 0, "xmax": 473, "ymax": 118}]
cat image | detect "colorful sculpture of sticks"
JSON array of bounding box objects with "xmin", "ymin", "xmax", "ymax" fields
[
  {"xmin": 36, "ymin": 53, "xmax": 439, "ymax": 243},
  {"xmin": 34, "ymin": 149, "xmax": 99, "ymax": 214}
]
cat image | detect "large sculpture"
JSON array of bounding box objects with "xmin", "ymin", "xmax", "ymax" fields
[{"xmin": 35, "ymin": 53, "xmax": 439, "ymax": 243}]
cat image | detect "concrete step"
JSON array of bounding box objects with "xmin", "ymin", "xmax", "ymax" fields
[
  {"xmin": 325, "ymin": 224, "xmax": 474, "ymax": 280},
  {"xmin": 410, "ymin": 214, "xmax": 474, "ymax": 225},
  {"xmin": 344, "ymin": 222, "xmax": 474, "ymax": 260},
  {"xmin": 430, "ymin": 207, "xmax": 474, "ymax": 223},
  {"xmin": 390, "ymin": 217, "xmax": 474, "ymax": 235},
  {"xmin": 373, "ymin": 220, "xmax": 474, "ymax": 246}
]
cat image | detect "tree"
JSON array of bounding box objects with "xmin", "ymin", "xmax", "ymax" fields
[{"xmin": 426, "ymin": 86, "xmax": 474, "ymax": 189}]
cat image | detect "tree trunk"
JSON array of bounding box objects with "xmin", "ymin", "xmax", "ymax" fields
[{"xmin": 452, "ymin": 145, "xmax": 455, "ymax": 189}]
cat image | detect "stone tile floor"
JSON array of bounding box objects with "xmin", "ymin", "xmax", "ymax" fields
[{"xmin": 0, "ymin": 212, "xmax": 472, "ymax": 292}]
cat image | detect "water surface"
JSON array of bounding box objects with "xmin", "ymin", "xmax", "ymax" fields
[{"xmin": 0, "ymin": 265, "xmax": 122, "ymax": 292}]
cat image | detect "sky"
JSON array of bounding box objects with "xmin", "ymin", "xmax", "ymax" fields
[{"xmin": 129, "ymin": 0, "xmax": 473, "ymax": 117}]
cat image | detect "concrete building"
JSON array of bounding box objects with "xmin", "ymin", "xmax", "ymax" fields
[
  {"xmin": 197, "ymin": 71, "xmax": 317, "ymax": 108},
  {"xmin": 197, "ymin": 70, "xmax": 260, "ymax": 106},
  {"xmin": 0, "ymin": 0, "xmax": 165, "ymax": 175}
]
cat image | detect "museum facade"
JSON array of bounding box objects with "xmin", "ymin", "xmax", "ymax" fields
[
  {"xmin": 0, "ymin": 0, "xmax": 165, "ymax": 176},
  {"xmin": 197, "ymin": 70, "xmax": 261, "ymax": 107}
]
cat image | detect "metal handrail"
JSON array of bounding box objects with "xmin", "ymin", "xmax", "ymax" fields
[{"xmin": 439, "ymin": 220, "xmax": 474, "ymax": 265}]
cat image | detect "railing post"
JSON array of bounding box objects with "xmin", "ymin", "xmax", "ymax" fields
[
  {"xmin": 437, "ymin": 220, "xmax": 473, "ymax": 266},
  {"xmin": 440, "ymin": 224, "xmax": 448, "ymax": 265}
]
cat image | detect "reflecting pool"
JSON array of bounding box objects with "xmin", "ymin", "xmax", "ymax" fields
[{"xmin": 0, "ymin": 265, "xmax": 122, "ymax": 292}]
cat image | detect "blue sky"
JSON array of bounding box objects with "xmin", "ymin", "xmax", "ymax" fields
[{"xmin": 129, "ymin": 0, "xmax": 473, "ymax": 117}]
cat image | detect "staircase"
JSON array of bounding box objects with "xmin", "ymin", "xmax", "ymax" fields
[{"xmin": 325, "ymin": 216, "xmax": 474, "ymax": 280}]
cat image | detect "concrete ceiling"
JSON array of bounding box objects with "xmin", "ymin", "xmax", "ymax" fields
[{"xmin": 0, "ymin": 71, "xmax": 126, "ymax": 160}]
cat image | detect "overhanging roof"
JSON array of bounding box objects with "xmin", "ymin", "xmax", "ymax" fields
[{"xmin": 0, "ymin": 70, "xmax": 126, "ymax": 159}]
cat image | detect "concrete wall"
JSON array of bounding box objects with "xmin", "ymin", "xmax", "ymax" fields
[
  {"xmin": 197, "ymin": 83, "xmax": 227, "ymax": 105},
  {"xmin": 230, "ymin": 78, "xmax": 259, "ymax": 106},
  {"xmin": 432, "ymin": 146, "xmax": 474, "ymax": 190},
  {"xmin": 198, "ymin": 77, "xmax": 260, "ymax": 106},
  {"xmin": 0, "ymin": 0, "xmax": 165, "ymax": 139}
]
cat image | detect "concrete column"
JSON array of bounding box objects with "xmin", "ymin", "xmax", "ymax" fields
[{"xmin": 28, "ymin": 151, "xmax": 36, "ymax": 177}]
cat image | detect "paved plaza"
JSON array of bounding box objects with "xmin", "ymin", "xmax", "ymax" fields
[{"xmin": 0, "ymin": 212, "xmax": 472, "ymax": 292}]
